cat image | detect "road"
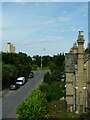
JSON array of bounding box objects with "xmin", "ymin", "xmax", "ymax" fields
[{"xmin": 2, "ymin": 70, "xmax": 46, "ymax": 119}]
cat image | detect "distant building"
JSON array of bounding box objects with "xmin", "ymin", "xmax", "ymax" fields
[
  {"xmin": 65, "ymin": 31, "xmax": 90, "ymax": 113},
  {"xmin": 5, "ymin": 42, "xmax": 15, "ymax": 53}
]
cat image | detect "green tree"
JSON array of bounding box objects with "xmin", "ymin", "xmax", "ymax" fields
[
  {"xmin": 2, "ymin": 63, "xmax": 18, "ymax": 88},
  {"xmin": 39, "ymin": 81, "xmax": 65, "ymax": 102},
  {"xmin": 16, "ymin": 90, "xmax": 48, "ymax": 120},
  {"xmin": 32, "ymin": 55, "xmax": 41, "ymax": 67},
  {"xmin": 44, "ymin": 72, "xmax": 51, "ymax": 84},
  {"xmin": 2, "ymin": 52, "xmax": 32, "ymax": 86},
  {"xmin": 48, "ymin": 62, "xmax": 56, "ymax": 73}
]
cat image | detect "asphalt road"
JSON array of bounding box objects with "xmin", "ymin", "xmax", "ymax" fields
[{"xmin": 2, "ymin": 70, "xmax": 46, "ymax": 119}]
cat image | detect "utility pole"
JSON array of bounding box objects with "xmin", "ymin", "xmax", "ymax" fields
[
  {"xmin": 41, "ymin": 48, "xmax": 45, "ymax": 70},
  {"xmin": 41, "ymin": 56, "xmax": 42, "ymax": 70}
]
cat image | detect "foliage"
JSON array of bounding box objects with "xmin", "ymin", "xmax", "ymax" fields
[
  {"xmin": 2, "ymin": 52, "xmax": 65, "ymax": 89},
  {"xmin": 32, "ymin": 64, "xmax": 38, "ymax": 70},
  {"xmin": 44, "ymin": 71, "xmax": 65, "ymax": 84},
  {"xmin": 48, "ymin": 62, "xmax": 56, "ymax": 73},
  {"xmin": 2, "ymin": 52, "xmax": 32, "ymax": 88},
  {"xmin": 32, "ymin": 53, "xmax": 65, "ymax": 71},
  {"xmin": 39, "ymin": 81, "xmax": 65, "ymax": 102},
  {"xmin": 32, "ymin": 55, "xmax": 41, "ymax": 67},
  {"xmin": 40, "ymin": 53, "xmax": 65, "ymax": 102},
  {"xmin": 2, "ymin": 63, "xmax": 18, "ymax": 88},
  {"xmin": 16, "ymin": 90, "xmax": 48, "ymax": 120},
  {"xmin": 53, "ymin": 53, "xmax": 65, "ymax": 69},
  {"xmin": 44, "ymin": 72, "xmax": 51, "ymax": 84},
  {"xmin": 42, "ymin": 56, "xmax": 52, "ymax": 67}
]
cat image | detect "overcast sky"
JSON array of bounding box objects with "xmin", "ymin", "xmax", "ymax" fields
[{"xmin": 1, "ymin": 1, "xmax": 89, "ymax": 56}]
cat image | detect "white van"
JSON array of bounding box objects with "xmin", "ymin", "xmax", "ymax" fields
[{"xmin": 16, "ymin": 77, "xmax": 25, "ymax": 85}]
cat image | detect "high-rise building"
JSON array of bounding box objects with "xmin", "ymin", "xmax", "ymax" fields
[
  {"xmin": 65, "ymin": 31, "xmax": 90, "ymax": 113},
  {"xmin": 5, "ymin": 42, "xmax": 15, "ymax": 53}
]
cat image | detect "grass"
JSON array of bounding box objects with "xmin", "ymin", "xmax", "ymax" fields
[
  {"xmin": 37, "ymin": 67, "xmax": 49, "ymax": 70},
  {"xmin": 45, "ymin": 100, "xmax": 78, "ymax": 119}
]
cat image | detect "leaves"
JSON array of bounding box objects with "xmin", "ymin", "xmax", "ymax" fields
[
  {"xmin": 16, "ymin": 90, "xmax": 48, "ymax": 120},
  {"xmin": 2, "ymin": 52, "xmax": 32, "ymax": 88}
]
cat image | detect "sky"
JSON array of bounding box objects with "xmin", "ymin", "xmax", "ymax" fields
[
  {"xmin": 1, "ymin": 0, "xmax": 90, "ymax": 2},
  {"xmin": 1, "ymin": 1, "xmax": 89, "ymax": 56}
]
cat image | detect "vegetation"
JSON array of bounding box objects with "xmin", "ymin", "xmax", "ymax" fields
[
  {"xmin": 2, "ymin": 52, "xmax": 65, "ymax": 89},
  {"xmin": 2, "ymin": 52, "xmax": 67, "ymax": 119},
  {"xmin": 2, "ymin": 52, "xmax": 32, "ymax": 89},
  {"xmin": 16, "ymin": 90, "xmax": 48, "ymax": 120},
  {"xmin": 2, "ymin": 63, "xmax": 18, "ymax": 88},
  {"xmin": 39, "ymin": 81, "xmax": 65, "ymax": 102},
  {"xmin": 39, "ymin": 53, "xmax": 65, "ymax": 102},
  {"xmin": 32, "ymin": 53, "xmax": 65, "ymax": 71}
]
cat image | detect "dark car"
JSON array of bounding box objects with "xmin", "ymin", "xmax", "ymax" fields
[
  {"xmin": 28, "ymin": 72, "xmax": 34, "ymax": 78},
  {"xmin": 10, "ymin": 84, "xmax": 20, "ymax": 90}
]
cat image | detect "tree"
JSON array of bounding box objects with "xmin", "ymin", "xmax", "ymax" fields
[
  {"xmin": 32, "ymin": 55, "xmax": 41, "ymax": 67},
  {"xmin": 2, "ymin": 52, "xmax": 32, "ymax": 86},
  {"xmin": 48, "ymin": 62, "xmax": 56, "ymax": 73},
  {"xmin": 2, "ymin": 63, "xmax": 18, "ymax": 88},
  {"xmin": 39, "ymin": 81, "xmax": 65, "ymax": 102},
  {"xmin": 16, "ymin": 90, "xmax": 48, "ymax": 120},
  {"xmin": 44, "ymin": 72, "xmax": 51, "ymax": 84}
]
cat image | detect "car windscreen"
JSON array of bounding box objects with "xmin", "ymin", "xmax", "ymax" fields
[{"xmin": 16, "ymin": 80, "xmax": 23, "ymax": 82}]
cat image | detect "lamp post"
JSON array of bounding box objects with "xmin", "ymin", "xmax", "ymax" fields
[
  {"xmin": 41, "ymin": 48, "xmax": 45, "ymax": 70},
  {"xmin": 41, "ymin": 56, "xmax": 42, "ymax": 70}
]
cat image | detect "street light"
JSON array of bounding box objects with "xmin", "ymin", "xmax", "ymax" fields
[
  {"xmin": 41, "ymin": 48, "xmax": 46, "ymax": 70},
  {"xmin": 41, "ymin": 56, "xmax": 42, "ymax": 69}
]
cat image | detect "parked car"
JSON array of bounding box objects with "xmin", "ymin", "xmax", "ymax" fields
[
  {"xmin": 16, "ymin": 77, "xmax": 25, "ymax": 85},
  {"xmin": 10, "ymin": 84, "xmax": 20, "ymax": 90},
  {"xmin": 28, "ymin": 72, "xmax": 34, "ymax": 78}
]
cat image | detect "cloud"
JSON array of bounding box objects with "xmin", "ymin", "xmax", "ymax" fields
[
  {"xmin": 58, "ymin": 16, "xmax": 71, "ymax": 22},
  {"xmin": 39, "ymin": 36, "xmax": 65, "ymax": 43},
  {"xmin": 71, "ymin": 26, "xmax": 83, "ymax": 32},
  {"xmin": 43, "ymin": 19, "xmax": 55, "ymax": 24},
  {"xmin": 54, "ymin": 29, "xmax": 64, "ymax": 33}
]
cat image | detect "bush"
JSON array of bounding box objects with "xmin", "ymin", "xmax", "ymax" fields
[
  {"xmin": 2, "ymin": 63, "xmax": 18, "ymax": 88},
  {"xmin": 44, "ymin": 72, "xmax": 51, "ymax": 84},
  {"xmin": 44, "ymin": 71, "xmax": 65, "ymax": 84},
  {"xmin": 39, "ymin": 82, "xmax": 51, "ymax": 101},
  {"xmin": 16, "ymin": 90, "xmax": 48, "ymax": 120},
  {"xmin": 39, "ymin": 82, "xmax": 65, "ymax": 102}
]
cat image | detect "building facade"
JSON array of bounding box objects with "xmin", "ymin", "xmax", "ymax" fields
[
  {"xmin": 65, "ymin": 31, "xmax": 90, "ymax": 113},
  {"xmin": 5, "ymin": 42, "xmax": 15, "ymax": 53}
]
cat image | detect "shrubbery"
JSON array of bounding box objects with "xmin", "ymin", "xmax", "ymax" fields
[
  {"xmin": 39, "ymin": 81, "xmax": 65, "ymax": 102},
  {"xmin": 2, "ymin": 63, "xmax": 18, "ymax": 88},
  {"xmin": 44, "ymin": 71, "xmax": 64, "ymax": 84},
  {"xmin": 16, "ymin": 90, "xmax": 48, "ymax": 120}
]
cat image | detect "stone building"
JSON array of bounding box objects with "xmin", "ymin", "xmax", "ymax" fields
[
  {"xmin": 5, "ymin": 42, "xmax": 15, "ymax": 53},
  {"xmin": 65, "ymin": 31, "xmax": 90, "ymax": 113}
]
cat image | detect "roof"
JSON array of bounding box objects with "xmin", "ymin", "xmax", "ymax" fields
[{"xmin": 65, "ymin": 53, "xmax": 77, "ymax": 73}]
